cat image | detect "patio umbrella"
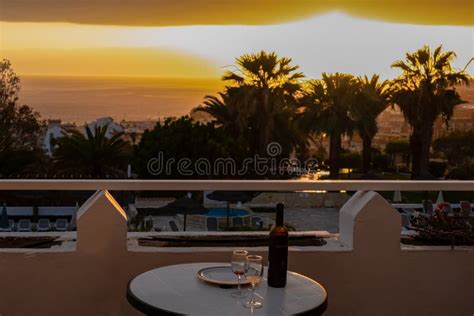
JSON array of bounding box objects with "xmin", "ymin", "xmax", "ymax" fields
[
  {"xmin": 206, "ymin": 191, "xmax": 253, "ymax": 229},
  {"xmin": 32, "ymin": 205, "xmax": 39, "ymax": 223},
  {"xmin": 436, "ymin": 191, "xmax": 444, "ymax": 205},
  {"xmin": 0, "ymin": 203, "xmax": 8, "ymax": 229},
  {"xmin": 393, "ymin": 191, "xmax": 402, "ymax": 203},
  {"xmin": 164, "ymin": 195, "xmax": 205, "ymax": 231}
]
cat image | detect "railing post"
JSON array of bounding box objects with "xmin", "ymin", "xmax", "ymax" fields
[
  {"xmin": 76, "ymin": 190, "xmax": 128, "ymax": 254},
  {"xmin": 339, "ymin": 191, "xmax": 401, "ymax": 251}
]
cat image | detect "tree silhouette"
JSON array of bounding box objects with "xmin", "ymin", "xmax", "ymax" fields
[
  {"xmin": 302, "ymin": 73, "xmax": 359, "ymax": 178},
  {"xmin": 0, "ymin": 59, "xmax": 45, "ymax": 177},
  {"xmin": 54, "ymin": 124, "xmax": 132, "ymax": 178},
  {"xmin": 352, "ymin": 75, "xmax": 391, "ymax": 174},
  {"xmin": 391, "ymin": 45, "xmax": 471, "ymax": 179},
  {"xmin": 201, "ymin": 51, "xmax": 305, "ymax": 157}
]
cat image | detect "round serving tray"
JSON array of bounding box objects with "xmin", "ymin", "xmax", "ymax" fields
[{"xmin": 196, "ymin": 266, "xmax": 251, "ymax": 286}]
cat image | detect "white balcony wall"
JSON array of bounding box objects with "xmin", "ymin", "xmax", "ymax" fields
[{"xmin": 0, "ymin": 186, "xmax": 472, "ymax": 315}]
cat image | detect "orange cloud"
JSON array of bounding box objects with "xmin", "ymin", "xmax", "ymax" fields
[{"xmin": 0, "ymin": 0, "xmax": 472, "ymax": 26}]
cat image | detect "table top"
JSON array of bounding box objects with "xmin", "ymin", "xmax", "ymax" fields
[{"xmin": 127, "ymin": 262, "xmax": 328, "ymax": 316}]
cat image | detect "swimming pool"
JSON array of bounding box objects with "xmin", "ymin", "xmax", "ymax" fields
[{"xmin": 206, "ymin": 208, "xmax": 249, "ymax": 218}]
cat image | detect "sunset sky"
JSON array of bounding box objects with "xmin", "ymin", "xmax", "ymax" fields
[
  {"xmin": 0, "ymin": 0, "xmax": 473, "ymax": 122},
  {"xmin": 1, "ymin": 0, "xmax": 473, "ymax": 79}
]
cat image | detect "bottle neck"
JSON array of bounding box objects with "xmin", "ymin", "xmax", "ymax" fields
[{"xmin": 275, "ymin": 203, "xmax": 284, "ymax": 226}]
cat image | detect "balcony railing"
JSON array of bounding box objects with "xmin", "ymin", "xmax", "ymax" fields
[
  {"xmin": 1, "ymin": 179, "xmax": 474, "ymax": 191},
  {"xmin": 0, "ymin": 180, "xmax": 472, "ymax": 316}
]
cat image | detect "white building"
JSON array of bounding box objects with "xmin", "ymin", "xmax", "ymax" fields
[
  {"xmin": 42, "ymin": 119, "xmax": 68, "ymax": 157},
  {"xmin": 42, "ymin": 117, "xmax": 124, "ymax": 156},
  {"xmin": 82, "ymin": 117, "xmax": 124, "ymax": 137}
]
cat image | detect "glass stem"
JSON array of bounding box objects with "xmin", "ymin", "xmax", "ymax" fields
[
  {"xmin": 237, "ymin": 275, "xmax": 241, "ymax": 293},
  {"xmin": 250, "ymin": 284, "xmax": 255, "ymax": 304}
]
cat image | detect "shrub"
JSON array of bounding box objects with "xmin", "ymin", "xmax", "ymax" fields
[
  {"xmin": 339, "ymin": 152, "xmax": 362, "ymax": 170},
  {"xmin": 447, "ymin": 164, "xmax": 474, "ymax": 180},
  {"xmin": 429, "ymin": 161, "xmax": 447, "ymax": 178},
  {"xmin": 373, "ymin": 154, "xmax": 390, "ymax": 171}
]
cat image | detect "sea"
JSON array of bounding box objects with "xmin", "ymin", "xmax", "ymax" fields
[
  {"xmin": 18, "ymin": 76, "xmax": 474, "ymax": 125},
  {"xmin": 18, "ymin": 75, "xmax": 223, "ymax": 123}
]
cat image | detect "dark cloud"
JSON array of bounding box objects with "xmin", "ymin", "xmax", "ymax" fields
[{"xmin": 0, "ymin": 0, "xmax": 472, "ymax": 26}]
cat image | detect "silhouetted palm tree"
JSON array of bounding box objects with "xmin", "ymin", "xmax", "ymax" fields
[
  {"xmin": 302, "ymin": 73, "xmax": 359, "ymax": 178},
  {"xmin": 352, "ymin": 75, "xmax": 391, "ymax": 174},
  {"xmin": 54, "ymin": 124, "xmax": 132, "ymax": 178},
  {"xmin": 391, "ymin": 45, "xmax": 471, "ymax": 179},
  {"xmin": 196, "ymin": 89, "xmax": 248, "ymax": 141},
  {"xmin": 221, "ymin": 51, "xmax": 305, "ymax": 156}
]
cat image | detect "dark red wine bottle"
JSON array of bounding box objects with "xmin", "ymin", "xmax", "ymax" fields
[{"xmin": 268, "ymin": 202, "xmax": 288, "ymax": 287}]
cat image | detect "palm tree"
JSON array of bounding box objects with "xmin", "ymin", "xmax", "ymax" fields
[
  {"xmin": 221, "ymin": 51, "xmax": 305, "ymax": 156},
  {"xmin": 352, "ymin": 75, "xmax": 391, "ymax": 174},
  {"xmin": 193, "ymin": 88, "xmax": 253, "ymax": 159},
  {"xmin": 302, "ymin": 73, "xmax": 359, "ymax": 178},
  {"xmin": 391, "ymin": 45, "xmax": 471, "ymax": 179},
  {"xmin": 195, "ymin": 88, "xmax": 248, "ymax": 141},
  {"xmin": 54, "ymin": 124, "xmax": 132, "ymax": 178}
]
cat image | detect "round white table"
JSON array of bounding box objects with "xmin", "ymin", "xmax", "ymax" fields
[{"xmin": 127, "ymin": 262, "xmax": 328, "ymax": 315}]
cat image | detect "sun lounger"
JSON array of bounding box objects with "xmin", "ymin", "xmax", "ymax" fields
[
  {"xmin": 37, "ymin": 219, "xmax": 52, "ymax": 232},
  {"xmin": 422, "ymin": 200, "xmax": 434, "ymax": 216},
  {"xmin": 251, "ymin": 216, "xmax": 264, "ymax": 229},
  {"xmin": 17, "ymin": 219, "xmax": 32, "ymax": 232},
  {"xmin": 55, "ymin": 219, "xmax": 69, "ymax": 231},
  {"xmin": 206, "ymin": 217, "xmax": 218, "ymax": 231},
  {"xmin": 0, "ymin": 219, "xmax": 14, "ymax": 232},
  {"xmin": 401, "ymin": 213, "xmax": 411, "ymax": 230},
  {"xmin": 169, "ymin": 220, "xmax": 179, "ymax": 232},
  {"xmin": 460, "ymin": 201, "xmax": 472, "ymax": 216}
]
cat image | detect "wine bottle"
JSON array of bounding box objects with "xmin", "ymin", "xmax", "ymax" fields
[{"xmin": 268, "ymin": 202, "xmax": 288, "ymax": 287}]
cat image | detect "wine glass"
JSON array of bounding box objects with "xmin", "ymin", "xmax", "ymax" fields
[
  {"xmin": 243, "ymin": 255, "xmax": 264, "ymax": 309},
  {"xmin": 231, "ymin": 249, "xmax": 248, "ymax": 298}
]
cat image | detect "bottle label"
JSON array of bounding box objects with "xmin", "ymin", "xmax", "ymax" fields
[{"xmin": 268, "ymin": 235, "xmax": 288, "ymax": 287}]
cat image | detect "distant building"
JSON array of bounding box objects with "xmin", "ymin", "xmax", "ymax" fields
[
  {"xmin": 373, "ymin": 107, "xmax": 411, "ymax": 146},
  {"xmin": 42, "ymin": 117, "xmax": 129, "ymax": 156},
  {"xmin": 347, "ymin": 101, "xmax": 474, "ymax": 153},
  {"xmin": 82, "ymin": 117, "xmax": 124, "ymax": 137},
  {"xmin": 190, "ymin": 108, "xmax": 213, "ymax": 123},
  {"xmin": 42, "ymin": 120, "xmax": 76, "ymax": 156},
  {"xmin": 436, "ymin": 104, "xmax": 474, "ymax": 136}
]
